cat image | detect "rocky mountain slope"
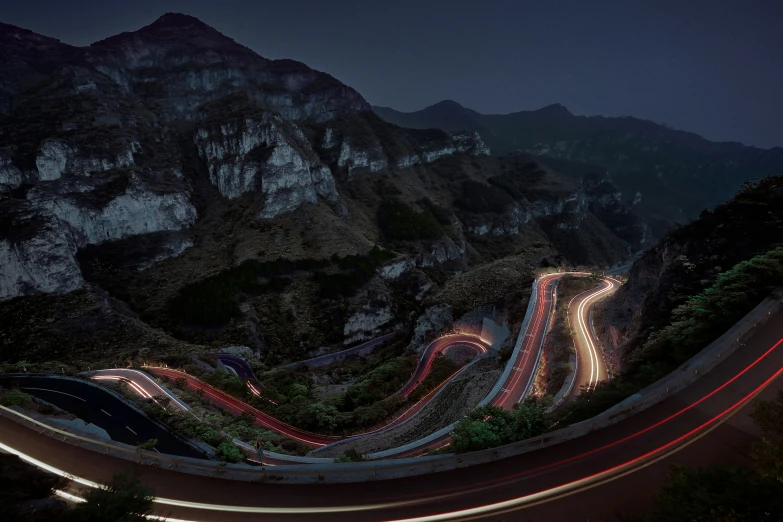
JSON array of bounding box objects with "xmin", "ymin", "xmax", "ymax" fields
[
  {"xmin": 374, "ymin": 100, "xmax": 783, "ymax": 237},
  {"xmin": 0, "ymin": 13, "xmax": 644, "ymax": 368},
  {"xmin": 596, "ymin": 175, "xmax": 783, "ymax": 371}
]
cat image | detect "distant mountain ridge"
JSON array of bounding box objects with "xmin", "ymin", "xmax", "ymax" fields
[{"xmin": 373, "ymin": 101, "xmax": 783, "ymax": 236}]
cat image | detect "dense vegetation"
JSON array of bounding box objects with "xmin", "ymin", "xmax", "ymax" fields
[
  {"xmin": 170, "ymin": 246, "xmax": 394, "ymax": 325},
  {"xmin": 450, "ymin": 401, "xmax": 548, "ymax": 453},
  {"xmin": 455, "ymin": 180, "xmax": 513, "ymax": 214},
  {"xmin": 628, "ymin": 392, "xmax": 783, "ymax": 521},
  {"xmin": 377, "ymin": 199, "xmax": 444, "ymax": 240},
  {"xmin": 559, "ymin": 244, "xmax": 783, "ymax": 425}
]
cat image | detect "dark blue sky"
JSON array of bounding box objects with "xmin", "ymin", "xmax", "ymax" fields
[{"xmin": 2, "ymin": 0, "xmax": 781, "ymax": 148}]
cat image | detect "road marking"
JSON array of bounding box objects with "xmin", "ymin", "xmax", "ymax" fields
[
  {"xmin": 125, "ymin": 426, "xmax": 137, "ymax": 435},
  {"xmin": 20, "ymin": 387, "xmax": 85, "ymax": 402},
  {"xmin": 100, "ymin": 409, "xmax": 112, "ymax": 417}
]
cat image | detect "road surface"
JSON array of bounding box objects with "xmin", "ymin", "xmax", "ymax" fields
[
  {"xmin": 286, "ymin": 332, "xmax": 400, "ymax": 369},
  {"xmin": 1, "ymin": 303, "xmax": 781, "ymax": 521},
  {"xmin": 144, "ymin": 334, "xmax": 489, "ymax": 448},
  {"xmin": 565, "ymin": 277, "xmax": 619, "ymax": 397},
  {"xmin": 0, "ymin": 375, "xmax": 204, "ymax": 459},
  {"xmin": 491, "ymin": 272, "xmax": 563, "ymax": 408}
]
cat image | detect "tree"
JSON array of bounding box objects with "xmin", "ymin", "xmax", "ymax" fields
[
  {"xmin": 66, "ymin": 473, "xmax": 154, "ymax": 522},
  {"xmin": 215, "ymin": 440, "xmax": 243, "ymax": 463},
  {"xmin": 646, "ymin": 465, "xmax": 783, "ymax": 522},
  {"xmin": 750, "ymin": 390, "xmax": 783, "ymax": 481},
  {"xmin": 512, "ymin": 399, "xmax": 548, "ymax": 439},
  {"xmin": 451, "ymin": 406, "xmax": 515, "ymax": 453}
]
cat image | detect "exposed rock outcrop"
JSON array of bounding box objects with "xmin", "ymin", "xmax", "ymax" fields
[
  {"xmin": 194, "ymin": 114, "xmax": 339, "ymax": 216},
  {"xmin": 411, "ymin": 303, "xmax": 453, "ymax": 351}
]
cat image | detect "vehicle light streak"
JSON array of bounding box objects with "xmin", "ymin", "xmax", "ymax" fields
[
  {"xmin": 3, "ymin": 354, "xmax": 780, "ymax": 519},
  {"xmin": 384, "ymin": 333, "xmax": 783, "ymax": 503},
  {"xmin": 383, "ymin": 362, "xmax": 783, "ymax": 521},
  {"xmin": 494, "ymin": 273, "xmax": 560, "ymax": 408},
  {"xmin": 575, "ymin": 278, "xmax": 615, "ymax": 392}
]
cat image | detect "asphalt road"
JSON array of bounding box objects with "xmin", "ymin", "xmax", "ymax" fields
[
  {"xmin": 145, "ymin": 334, "xmax": 489, "ymax": 449},
  {"xmin": 492, "ymin": 273, "xmax": 562, "ymax": 409},
  {"xmin": 2, "ymin": 304, "xmax": 781, "ymax": 521},
  {"xmin": 89, "ymin": 368, "xmax": 193, "ymax": 413},
  {"xmin": 0, "ymin": 375, "xmax": 204, "ymax": 459},
  {"xmin": 565, "ymin": 277, "xmax": 618, "ymax": 398}
]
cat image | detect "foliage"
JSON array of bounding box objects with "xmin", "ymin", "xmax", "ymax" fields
[
  {"xmin": 641, "ymin": 466, "xmax": 783, "ymax": 522},
  {"xmin": 451, "ymin": 406, "xmax": 516, "ymax": 452},
  {"xmin": 455, "ymin": 180, "xmax": 514, "ymax": 214},
  {"xmin": 66, "ymin": 473, "xmax": 154, "ymax": 522},
  {"xmin": 451, "ymin": 400, "xmax": 549, "ymax": 453},
  {"xmin": 216, "ymin": 440, "xmax": 244, "ymax": 463},
  {"xmin": 135, "ymin": 438, "xmax": 158, "ymax": 451},
  {"xmin": 1, "ymin": 453, "xmax": 67, "ymax": 521},
  {"xmin": 170, "ymin": 248, "xmax": 393, "ymax": 324},
  {"xmin": 750, "ymin": 390, "xmax": 783, "ymax": 481},
  {"xmin": 335, "ymin": 449, "xmax": 367, "ymax": 463},
  {"xmin": 0, "ymin": 389, "xmax": 33, "ymax": 408},
  {"xmin": 377, "ymin": 199, "xmax": 444, "ymax": 240},
  {"xmin": 558, "ymin": 245, "xmax": 783, "ymax": 426},
  {"xmin": 313, "ymin": 246, "xmax": 395, "ymax": 299}
]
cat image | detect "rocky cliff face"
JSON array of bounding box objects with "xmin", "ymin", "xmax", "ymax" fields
[
  {"xmin": 83, "ymin": 13, "xmax": 369, "ymax": 123},
  {"xmin": 194, "ymin": 114, "xmax": 339, "ymax": 217},
  {"xmin": 0, "ymin": 14, "xmax": 496, "ymax": 303}
]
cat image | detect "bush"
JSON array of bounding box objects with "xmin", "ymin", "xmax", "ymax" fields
[
  {"xmin": 0, "ymin": 389, "xmax": 32, "ymax": 408},
  {"xmin": 216, "ymin": 440, "xmax": 244, "ymax": 463},
  {"xmin": 335, "ymin": 449, "xmax": 367, "ymax": 463},
  {"xmin": 135, "ymin": 438, "xmax": 158, "ymax": 451},
  {"xmin": 66, "ymin": 473, "xmax": 154, "ymax": 522},
  {"xmin": 750, "ymin": 390, "xmax": 783, "ymax": 481},
  {"xmin": 451, "ymin": 401, "xmax": 549, "ymax": 453},
  {"xmin": 643, "ymin": 465, "xmax": 783, "ymax": 522},
  {"xmin": 377, "ymin": 199, "xmax": 443, "ymax": 240}
]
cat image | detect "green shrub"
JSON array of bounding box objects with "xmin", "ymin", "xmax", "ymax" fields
[
  {"xmin": 0, "ymin": 389, "xmax": 32, "ymax": 408},
  {"xmin": 216, "ymin": 440, "xmax": 244, "ymax": 463},
  {"xmin": 67, "ymin": 473, "xmax": 154, "ymax": 522},
  {"xmin": 335, "ymin": 448, "xmax": 367, "ymax": 463},
  {"xmin": 451, "ymin": 401, "xmax": 549, "ymax": 453}
]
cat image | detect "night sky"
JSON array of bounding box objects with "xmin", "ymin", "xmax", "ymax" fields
[{"xmin": 2, "ymin": 0, "xmax": 781, "ymax": 149}]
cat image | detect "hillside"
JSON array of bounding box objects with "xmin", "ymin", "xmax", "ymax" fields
[
  {"xmin": 374, "ymin": 101, "xmax": 783, "ymax": 237},
  {"xmin": 597, "ymin": 175, "xmax": 783, "ymax": 370},
  {"xmin": 0, "ymin": 13, "xmax": 643, "ymax": 369}
]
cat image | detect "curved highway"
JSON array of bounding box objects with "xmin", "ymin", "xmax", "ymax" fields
[
  {"xmin": 564, "ymin": 277, "xmax": 619, "ymax": 397},
  {"xmin": 1, "ymin": 302, "xmax": 781, "ymax": 521},
  {"xmin": 0, "ymin": 375, "xmax": 205, "ymax": 459},
  {"xmin": 140, "ymin": 334, "xmax": 489, "ymax": 449}
]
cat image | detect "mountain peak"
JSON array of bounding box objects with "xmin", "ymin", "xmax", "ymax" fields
[
  {"xmin": 536, "ymin": 103, "xmax": 573, "ymax": 117},
  {"xmin": 148, "ymin": 12, "xmax": 215, "ymax": 31},
  {"xmin": 428, "ymin": 99, "xmax": 467, "ymax": 111}
]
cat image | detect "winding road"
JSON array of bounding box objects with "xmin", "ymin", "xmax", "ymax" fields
[
  {"xmin": 564, "ymin": 276, "xmax": 620, "ymax": 398},
  {"xmin": 140, "ymin": 333, "xmax": 490, "ymax": 449},
  {"xmin": 10, "ymin": 271, "xmax": 767, "ymax": 522},
  {"xmin": 1, "ymin": 299, "xmax": 781, "ymax": 521}
]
